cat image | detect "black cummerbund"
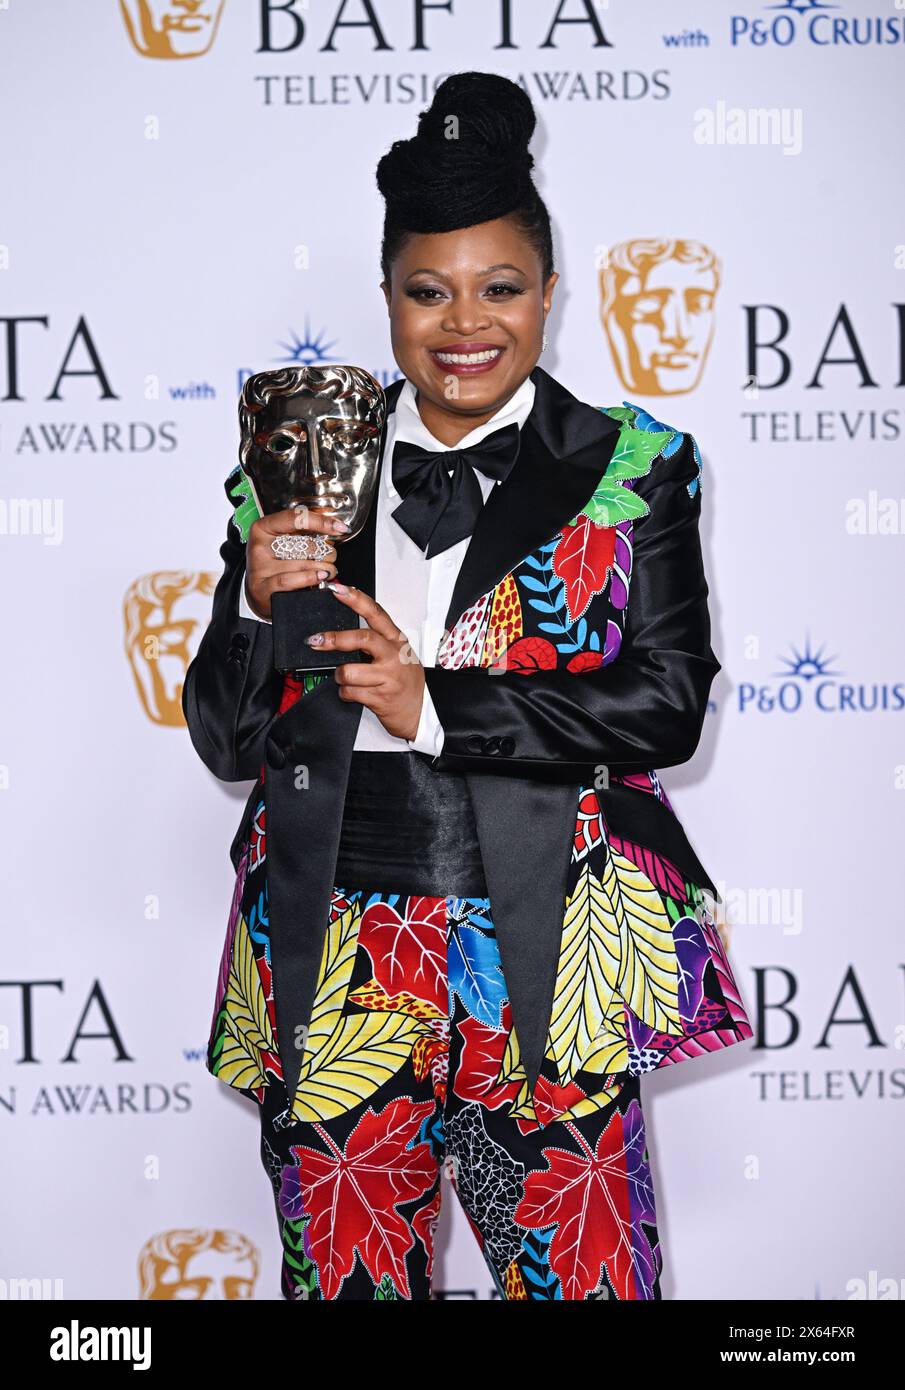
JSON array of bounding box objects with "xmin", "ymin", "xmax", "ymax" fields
[{"xmin": 334, "ymin": 751, "xmax": 489, "ymax": 897}]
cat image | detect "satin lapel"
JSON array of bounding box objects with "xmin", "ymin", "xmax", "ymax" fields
[
  {"xmin": 444, "ymin": 364, "xmax": 623, "ymax": 633},
  {"xmin": 465, "ymin": 772, "xmax": 577, "ymax": 1097}
]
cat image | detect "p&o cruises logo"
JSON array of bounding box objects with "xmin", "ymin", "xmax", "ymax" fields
[
  {"xmin": 731, "ymin": 0, "xmax": 905, "ymax": 47},
  {"xmin": 738, "ymin": 635, "xmax": 905, "ymax": 715}
]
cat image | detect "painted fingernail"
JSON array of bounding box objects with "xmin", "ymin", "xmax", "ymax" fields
[
  {"xmin": 306, "ymin": 633, "xmax": 325, "ymax": 646},
  {"xmin": 332, "ymin": 518, "xmax": 351, "ymax": 532},
  {"xmin": 317, "ymin": 569, "xmax": 330, "ymax": 580},
  {"xmin": 326, "ymin": 581, "xmax": 348, "ymax": 594}
]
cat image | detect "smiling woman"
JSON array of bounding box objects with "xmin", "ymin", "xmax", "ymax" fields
[
  {"xmin": 375, "ymin": 84, "xmax": 556, "ymax": 444},
  {"xmin": 183, "ymin": 69, "xmax": 753, "ymax": 1303}
]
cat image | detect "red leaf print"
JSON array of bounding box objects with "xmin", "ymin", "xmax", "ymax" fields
[
  {"xmin": 530, "ymin": 1074, "xmax": 595, "ymax": 1130},
  {"xmin": 490, "ymin": 635, "xmax": 557, "ymax": 674},
  {"xmin": 412, "ymin": 1183, "xmax": 442, "ymax": 1282},
  {"xmin": 454, "ymin": 1013, "xmax": 521, "ymax": 1112},
  {"xmin": 566, "ymin": 650, "xmax": 605, "ymax": 674},
  {"xmin": 552, "ymin": 516, "xmax": 617, "ymax": 624},
  {"xmin": 278, "ymin": 674, "xmax": 304, "ymax": 715},
  {"xmin": 358, "ymin": 897, "xmax": 447, "ymax": 1013},
  {"xmin": 607, "ymin": 834, "xmax": 687, "ymax": 901},
  {"xmin": 291, "ymin": 1098, "xmax": 438, "ymax": 1300},
  {"xmin": 513, "ymin": 1110, "xmax": 637, "ymax": 1300},
  {"xmin": 573, "ymin": 788, "xmax": 607, "ymax": 861}
]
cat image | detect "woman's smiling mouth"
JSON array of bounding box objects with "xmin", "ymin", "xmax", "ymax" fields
[{"xmin": 428, "ymin": 343, "xmax": 506, "ymax": 374}]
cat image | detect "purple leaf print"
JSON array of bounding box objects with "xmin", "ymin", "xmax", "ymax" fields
[
  {"xmin": 602, "ymin": 619, "xmax": 622, "ymax": 665},
  {"xmin": 609, "ymin": 522, "xmax": 633, "ymax": 610},
  {"xmin": 279, "ymin": 1162, "xmax": 308, "ymax": 1221},
  {"xmin": 672, "ymin": 913, "xmax": 711, "ymax": 1025},
  {"xmin": 623, "ymin": 1098, "xmax": 661, "ymax": 1299}
]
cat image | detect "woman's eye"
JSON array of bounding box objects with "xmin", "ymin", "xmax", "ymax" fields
[{"xmin": 408, "ymin": 283, "xmax": 523, "ymax": 302}]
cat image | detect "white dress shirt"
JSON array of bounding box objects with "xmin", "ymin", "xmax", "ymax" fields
[{"xmin": 238, "ymin": 372, "xmax": 537, "ymax": 759}]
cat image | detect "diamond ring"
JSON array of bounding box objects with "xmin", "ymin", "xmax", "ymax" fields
[{"xmin": 270, "ymin": 533, "xmax": 331, "ymax": 561}]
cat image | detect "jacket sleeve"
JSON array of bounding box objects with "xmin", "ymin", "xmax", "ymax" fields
[
  {"xmin": 181, "ymin": 516, "xmax": 285, "ymax": 782},
  {"xmin": 422, "ymin": 429, "xmax": 721, "ymax": 782}
]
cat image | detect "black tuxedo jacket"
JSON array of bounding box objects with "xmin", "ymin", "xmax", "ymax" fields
[{"xmin": 182, "ymin": 364, "xmax": 721, "ymax": 1101}]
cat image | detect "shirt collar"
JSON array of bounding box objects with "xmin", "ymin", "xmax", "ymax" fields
[{"xmin": 391, "ymin": 372, "xmax": 536, "ymax": 451}]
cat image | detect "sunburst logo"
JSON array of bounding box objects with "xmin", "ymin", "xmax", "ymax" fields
[
  {"xmin": 276, "ymin": 318, "xmax": 341, "ymax": 367},
  {"xmin": 773, "ymin": 635, "xmax": 841, "ymax": 681},
  {"xmin": 766, "ymin": 1, "xmax": 837, "ymax": 12},
  {"xmin": 738, "ymin": 634, "xmax": 904, "ymax": 715},
  {"xmin": 237, "ymin": 321, "xmax": 401, "ymax": 396}
]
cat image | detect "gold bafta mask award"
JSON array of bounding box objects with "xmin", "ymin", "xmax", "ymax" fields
[{"xmin": 238, "ymin": 365, "xmax": 386, "ymax": 673}]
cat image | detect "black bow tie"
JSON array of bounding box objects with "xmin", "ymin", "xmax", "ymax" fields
[{"xmin": 390, "ymin": 421, "xmax": 521, "ymax": 558}]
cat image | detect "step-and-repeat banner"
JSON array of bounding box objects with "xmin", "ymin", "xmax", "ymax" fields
[{"xmin": 2, "ymin": 1, "xmax": 902, "ymax": 1301}]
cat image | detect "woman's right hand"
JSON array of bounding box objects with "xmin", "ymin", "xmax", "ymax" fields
[{"xmin": 244, "ymin": 507, "xmax": 350, "ymax": 620}]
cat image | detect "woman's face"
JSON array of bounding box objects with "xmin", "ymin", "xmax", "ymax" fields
[{"xmin": 381, "ymin": 216, "xmax": 558, "ymax": 441}]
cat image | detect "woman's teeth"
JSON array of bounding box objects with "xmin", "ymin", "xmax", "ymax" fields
[{"xmin": 432, "ymin": 348, "xmax": 502, "ymax": 364}]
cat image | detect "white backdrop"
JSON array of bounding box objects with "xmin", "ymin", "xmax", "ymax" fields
[{"xmin": 1, "ymin": 0, "xmax": 903, "ymax": 1301}]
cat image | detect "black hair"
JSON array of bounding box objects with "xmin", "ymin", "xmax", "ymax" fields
[{"xmin": 375, "ymin": 71, "xmax": 554, "ymax": 286}]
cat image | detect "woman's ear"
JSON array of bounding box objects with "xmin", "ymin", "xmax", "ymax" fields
[
  {"xmin": 380, "ymin": 279, "xmax": 391, "ymax": 313},
  {"xmin": 543, "ymin": 270, "xmax": 559, "ymax": 315}
]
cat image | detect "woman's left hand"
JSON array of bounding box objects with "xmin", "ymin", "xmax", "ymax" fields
[{"xmin": 306, "ymin": 583, "xmax": 426, "ymax": 740}]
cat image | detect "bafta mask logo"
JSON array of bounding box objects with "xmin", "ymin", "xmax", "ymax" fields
[
  {"xmin": 119, "ymin": 0, "xmax": 226, "ymax": 60},
  {"xmin": 124, "ymin": 571, "xmax": 217, "ymax": 727},
  {"xmin": 599, "ymin": 239, "xmax": 721, "ymax": 397},
  {"xmin": 138, "ymin": 1229, "xmax": 259, "ymax": 1300},
  {"xmin": 239, "ymin": 365, "xmax": 386, "ymax": 535}
]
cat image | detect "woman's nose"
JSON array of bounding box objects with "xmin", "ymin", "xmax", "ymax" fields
[{"xmin": 441, "ymin": 299, "xmax": 492, "ymax": 336}]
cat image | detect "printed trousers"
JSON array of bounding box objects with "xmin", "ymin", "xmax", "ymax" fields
[{"xmin": 255, "ymin": 884, "xmax": 664, "ymax": 1302}]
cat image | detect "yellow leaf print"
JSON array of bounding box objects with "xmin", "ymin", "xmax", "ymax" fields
[
  {"xmin": 579, "ymin": 994, "xmax": 631, "ymax": 1078},
  {"xmin": 603, "ymin": 848, "xmax": 680, "ymax": 1035},
  {"xmin": 497, "ymin": 1021, "xmax": 525, "ymax": 1089},
  {"xmin": 549, "ymin": 855, "xmax": 680, "ymax": 1086},
  {"xmin": 290, "ymin": 901, "xmax": 428, "ymax": 1122},
  {"xmin": 348, "ymin": 978, "xmax": 446, "ymax": 1022},
  {"xmin": 306, "ymin": 900, "xmax": 362, "ymax": 1051},
  {"xmin": 548, "ymin": 862, "xmax": 623, "ymax": 1085},
  {"xmin": 550, "ymin": 1074, "xmax": 626, "ymax": 1124},
  {"xmin": 215, "ymin": 911, "xmax": 277, "ymax": 1090},
  {"xmin": 481, "ymin": 573, "xmax": 522, "ymax": 666},
  {"xmin": 494, "ymin": 1024, "xmax": 537, "ymax": 1122},
  {"xmin": 504, "ymin": 1260, "xmax": 529, "ymax": 1299},
  {"xmin": 291, "ymin": 1012, "xmax": 425, "ymax": 1123}
]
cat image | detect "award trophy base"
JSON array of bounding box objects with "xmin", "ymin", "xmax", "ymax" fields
[{"xmin": 271, "ymin": 587, "xmax": 368, "ymax": 674}]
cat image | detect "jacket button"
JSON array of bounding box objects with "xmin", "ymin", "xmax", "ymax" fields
[
  {"xmin": 484, "ymin": 736, "xmax": 503, "ymax": 755},
  {"xmin": 464, "ymin": 735, "xmax": 485, "ymax": 754},
  {"xmin": 232, "ymin": 632, "xmax": 250, "ymax": 651},
  {"xmin": 499, "ymin": 735, "xmax": 515, "ymax": 756},
  {"xmin": 266, "ymin": 739, "xmax": 287, "ymax": 770}
]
